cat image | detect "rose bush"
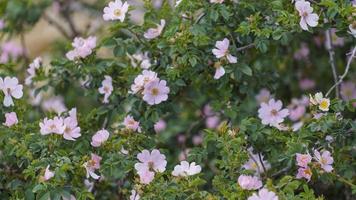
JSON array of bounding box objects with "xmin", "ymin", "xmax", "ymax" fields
[{"xmin": 0, "ymin": 0, "xmax": 355, "ymax": 199}]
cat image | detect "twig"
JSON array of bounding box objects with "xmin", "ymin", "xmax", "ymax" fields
[
  {"xmin": 258, "ymin": 153, "xmax": 267, "ymax": 175},
  {"xmin": 324, "ymin": 29, "xmax": 339, "ymax": 98},
  {"xmin": 247, "ymin": 151, "xmax": 262, "ymax": 176},
  {"xmin": 195, "ymin": 12, "xmax": 206, "ymax": 24},
  {"xmin": 20, "ymin": 34, "xmax": 29, "ymax": 65},
  {"xmin": 326, "ymin": 46, "xmax": 356, "ymax": 97},
  {"xmin": 42, "ymin": 13, "xmax": 72, "ymax": 39},
  {"xmin": 236, "ymin": 43, "xmax": 255, "ymax": 52}
]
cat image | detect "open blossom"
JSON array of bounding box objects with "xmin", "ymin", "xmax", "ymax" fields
[
  {"xmin": 258, "ymin": 99, "xmax": 289, "ymax": 127},
  {"xmin": 238, "ymin": 175, "xmax": 263, "ymax": 190},
  {"xmin": 0, "ymin": 77, "xmax": 23, "ymax": 107},
  {"xmin": 248, "ymin": 188, "xmax": 278, "ymax": 200},
  {"xmin": 135, "ymin": 149, "xmax": 167, "ymax": 184},
  {"xmin": 66, "ymin": 36, "xmax": 96, "ymax": 60},
  {"xmin": 98, "ymin": 75, "xmax": 113, "ymax": 103},
  {"xmin": 213, "ymin": 62, "xmax": 225, "ymax": 79},
  {"xmin": 288, "ymin": 102, "xmax": 306, "ymax": 121},
  {"xmin": 42, "ymin": 165, "xmax": 55, "ymax": 181},
  {"xmin": 123, "ymin": 115, "xmax": 141, "ymax": 132},
  {"xmin": 295, "ymin": 0, "xmax": 318, "ymax": 31},
  {"xmin": 255, "ymin": 88, "xmax": 271, "ymax": 104},
  {"xmin": 144, "ymin": 19, "xmax": 166, "ymax": 40},
  {"xmin": 212, "ymin": 38, "xmax": 237, "ymax": 63},
  {"xmin": 91, "ymin": 129, "xmax": 110, "ymax": 147},
  {"xmin": 143, "ymin": 79, "xmax": 170, "ymax": 105},
  {"xmin": 130, "ymin": 190, "xmax": 140, "ymax": 200},
  {"xmin": 243, "ymin": 149, "xmax": 271, "ymax": 175},
  {"xmin": 63, "ymin": 108, "xmax": 81, "ymax": 141},
  {"xmin": 210, "ymin": 0, "xmax": 224, "ymax": 3},
  {"xmin": 136, "ymin": 165, "xmax": 155, "ymax": 184},
  {"xmin": 42, "ymin": 96, "xmax": 67, "ymax": 114},
  {"xmin": 3, "ymin": 112, "xmax": 18, "ymax": 127},
  {"xmin": 128, "ymin": 52, "xmax": 152, "ymax": 69},
  {"xmin": 154, "ymin": 119, "xmax": 166, "ymax": 133},
  {"xmin": 296, "ymin": 167, "xmax": 312, "ymax": 181},
  {"xmin": 172, "ymin": 161, "xmax": 202, "ymax": 177},
  {"xmin": 130, "ymin": 70, "xmax": 158, "ymax": 94},
  {"xmin": 296, "ymin": 153, "xmax": 312, "ymax": 168},
  {"xmin": 314, "ymin": 150, "xmax": 333, "ymax": 172},
  {"xmin": 39, "ymin": 116, "xmax": 65, "ymax": 135},
  {"xmin": 0, "ymin": 42, "xmax": 23, "ymax": 63},
  {"xmin": 25, "ymin": 57, "xmax": 42, "ymax": 85},
  {"xmin": 83, "ymin": 154, "xmax": 102, "ymax": 179},
  {"xmin": 309, "ymin": 92, "xmax": 330, "ymax": 111},
  {"xmin": 103, "ymin": 0, "xmax": 129, "ymax": 22}
]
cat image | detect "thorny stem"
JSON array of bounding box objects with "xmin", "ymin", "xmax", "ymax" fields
[{"xmin": 324, "ymin": 28, "xmax": 339, "ymax": 98}]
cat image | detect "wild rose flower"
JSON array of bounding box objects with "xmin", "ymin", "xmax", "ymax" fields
[
  {"xmin": 130, "ymin": 70, "xmax": 158, "ymax": 94},
  {"xmin": 340, "ymin": 81, "xmax": 356, "ymax": 106},
  {"xmin": 0, "ymin": 42, "xmax": 23, "ymax": 63},
  {"xmin": 205, "ymin": 115, "xmax": 220, "ymax": 129},
  {"xmin": 172, "ymin": 161, "xmax": 202, "ymax": 177},
  {"xmin": 135, "ymin": 149, "xmax": 167, "ymax": 173},
  {"xmin": 243, "ymin": 150, "xmax": 271, "ymax": 175},
  {"xmin": 212, "ymin": 38, "xmax": 237, "ymax": 63},
  {"xmin": 66, "ymin": 36, "xmax": 96, "ymax": 60},
  {"xmin": 91, "ymin": 129, "xmax": 110, "ymax": 147},
  {"xmin": 0, "ymin": 77, "xmax": 23, "ymax": 107},
  {"xmin": 103, "ymin": 0, "xmax": 129, "ymax": 22},
  {"xmin": 136, "ymin": 165, "xmax": 155, "ymax": 184},
  {"xmin": 288, "ymin": 103, "xmax": 306, "ymax": 121},
  {"xmin": 130, "ymin": 190, "xmax": 140, "ymax": 200},
  {"xmin": 192, "ymin": 134, "xmax": 203, "ymax": 146},
  {"xmin": 154, "ymin": 119, "xmax": 166, "ymax": 133},
  {"xmin": 63, "ymin": 108, "xmax": 81, "ymax": 141},
  {"xmin": 83, "ymin": 153, "xmax": 102, "ymax": 179},
  {"xmin": 296, "ymin": 153, "xmax": 312, "ymax": 168},
  {"xmin": 144, "ymin": 19, "xmax": 166, "ymax": 40},
  {"xmin": 292, "ymin": 121, "xmax": 304, "ymax": 132},
  {"xmin": 299, "ymin": 78, "xmax": 315, "ymax": 90},
  {"xmin": 123, "ymin": 115, "xmax": 141, "ymax": 132},
  {"xmin": 258, "ymin": 99, "xmax": 289, "ymax": 127},
  {"xmin": 238, "ymin": 175, "xmax": 263, "ymax": 190},
  {"xmin": 293, "ymin": 43, "xmax": 309, "ymax": 60},
  {"xmin": 329, "ymin": 28, "xmax": 344, "ymax": 47},
  {"xmin": 98, "ymin": 75, "xmax": 113, "ymax": 103},
  {"xmin": 314, "ymin": 150, "xmax": 333, "ymax": 172},
  {"xmin": 255, "ymin": 88, "xmax": 271, "ymax": 104},
  {"xmin": 296, "ymin": 167, "xmax": 312, "ymax": 181},
  {"xmin": 42, "ymin": 96, "xmax": 67, "ymax": 114},
  {"xmin": 295, "ymin": 0, "xmax": 319, "ymax": 31},
  {"xmin": 213, "ymin": 63, "xmax": 225, "ymax": 79},
  {"xmin": 3, "ymin": 112, "xmax": 18, "ymax": 127},
  {"xmin": 310, "ymin": 92, "xmax": 330, "ymax": 111},
  {"xmin": 210, "ymin": 0, "xmax": 224, "ymax": 3},
  {"xmin": 42, "ymin": 165, "xmax": 55, "ymax": 181},
  {"xmin": 248, "ymin": 188, "xmax": 278, "ymax": 200},
  {"xmin": 39, "ymin": 117, "xmax": 65, "ymax": 135},
  {"xmin": 142, "ymin": 79, "xmax": 170, "ymax": 105},
  {"xmin": 25, "ymin": 57, "xmax": 42, "ymax": 85},
  {"xmin": 128, "ymin": 52, "xmax": 152, "ymax": 69}
]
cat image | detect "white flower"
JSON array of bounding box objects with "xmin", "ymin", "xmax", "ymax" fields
[
  {"xmin": 295, "ymin": 0, "xmax": 319, "ymax": 31},
  {"xmin": 349, "ymin": 24, "xmax": 356, "ymax": 37},
  {"xmin": 25, "ymin": 57, "xmax": 42, "ymax": 85},
  {"xmin": 175, "ymin": 0, "xmax": 183, "ymax": 7},
  {"xmin": 248, "ymin": 188, "xmax": 278, "ymax": 200},
  {"xmin": 214, "ymin": 65, "xmax": 225, "ymax": 79},
  {"xmin": 0, "ymin": 77, "xmax": 23, "ymax": 107},
  {"xmin": 103, "ymin": 0, "xmax": 129, "ymax": 22},
  {"xmin": 309, "ymin": 92, "xmax": 330, "ymax": 112},
  {"xmin": 43, "ymin": 165, "xmax": 55, "ymax": 181},
  {"xmin": 144, "ymin": 19, "xmax": 166, "ymax": 40},
  {"xmin": 66, "ymin": 36, "xmax": 96, "ymax": 60},
  {"xmin": 172, "ymin": 161, "xmax": 202, "ymax": 177},
  {"xmin": 98, "ymin": 75, "xmax": 113, "ymax": 103},
  {"xmin": 130, "ymin": 70, "xmax": 158, "ymax": 94},
  {"xmin": 210, "ymin": 0, "xmax": 224, "ymax": 3}
]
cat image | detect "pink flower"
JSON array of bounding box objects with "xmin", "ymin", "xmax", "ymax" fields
[
  {"xmin": 238, "ymin": 175, "xmax": 263, "ymax": 190},
  {"xmin": 248, "ymin": 188, "xmax": 278, "ymax": 200},
  {"xmin": 63, "ymin": 108, "xmax": 81, "ymax": 141},
  {"xmin": 103, "ymin": 0, "xmax": 129, "ymax": 22},
  {"xmin": 41, "ymin": 96, "xmax": 67, "ymax": 114},
  {"xmin": 130, "ymin": 70, "xmax": 158, "ymax": 94},
  {"xmin": 39, "ymin": 117, "xmax": 65, "ymax": 135},
  {"xmin": 66, "ymin": 36, "xmax": 96, "ymax": 60},
  {"xmin": 128, "ymin": 51, "xmax": 152, "ymax": 69},
  {"xmin": 293, "ymin": 43, "xmax": 309, "ymax": 60},
  {"xmin": 340, "ymin": 81, "xmax": 356, "ymax": 107},
  {"xmin": 288, "ymin": 105, "xmax": 306, "ymax": 121},
  {"xmin": 214, "ymin": 65, "xmax": 225, "ymax": 79},
  {"xmin": 192, "ymin": 134, "xmax": 203, "ymax": 146},
  {"xmin": 142, "ymin": 79, "xmax": 170, "ymax": 105},
  {"xmin": 295, "ymin": 0, "xmax": 319, "ymax": 31},
  {"xmin": 210, "ymin": 0, "xmax": 224, "ymax": 3},
  {"xmin": 243, "ymin": 149, "xmax": 271, "ymax": 175},
  {"xmin": 154, "ymin": 119, "xmax": 166, "ymax": 133},
  {"xmin": 135, "ymin": 149, "xmax": 167, "ymax": 173},
  {"xmin": 255, "ymin": 88, "xmax": 271, "ymax": 104},
  {"xmin": 43, "ymin": 165, "xmax": 55, "ymax": 181},
  {"xmin": 83, "ymin": 153, "xmax": 102, "ymax": 179},
  {"xmin": 135, "ymin": 165, "xmax": 155, "ymax": 184},
  {"xmin": 313, "ymin": 150, "xmax": 333, "ymax": 172},
  {"xmin": 205, "ymin": 116, "xmax": 220, "ymax": 129},
  {"xmin": 130, "ymin": 190, "xmax": 140, "ymax": 200},
  {"xmin": 0, "ymin": 19, "xmax": 4, "ymax": 29},
  {"xmin": 144, "ymin": 19, "xmax": 166, "ymax": 40},
  {"xmin": 292, "ymin": 121, "xmax": 304, "ymax": 132},
  {"xmin": 3, "ymin": 112, "xmax": 18, "ymax": 127},
  {"xmin": 258, "ymin": 99, "xmax": 289, "ymax": 127},
  {"xmin": 98, "ymin": 75, "xmax": 113, "ymax": 103},
  {"xmin": 296, "ymin": 153, "xmax": 312, "ymax": 168},
  {"xmin": 299, "ymin": 78, "xmax": 315, "ymax": 90},
  {"xmin": 91, "ymin": 129, "xmax": 110, "ymax": 147},
  {"xmin": 0, "ymin": 42, "xmax": 23, "ymax": 63},
  {"xmin": 172, "ymin": 161, "xmax": 202, "ymax": 177},
  {"xmin": 212, "ymin": 38, "xmax": 237, "ymax": 63},
  {"xmin": 25, "ymin": 57, "xmax": 42, "ymax": 85},
  {"xmin": 0, "ymin": 77, "xmax": 23, "ymax": 107},
  {"xmin": 296, "ymin": 167, "xmax": 312, "ymax": 181},
  {"xmin": 123, "ymin": 115, "xmax": 141, "ymax": 132}
]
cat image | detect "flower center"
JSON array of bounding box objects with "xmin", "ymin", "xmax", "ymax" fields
[
  {"xmin": 114, "ymin": 9, "xmax": 121, "ymax": 17},
  {"xmin": 302, "ymin": 12, "xmax": 308, "ymax": 17},
  {"xmin": 271, "ymin": 109, "xmax": 278, "ymax": 116},
  {"xmin": 6, "ymin": 88, "xmax": 11, "ymax": 95},
  {"xmin": 148, "ymin": 161, "xmax": 154, "ymax": 169},
  {"xmin": 319, "ymin": 100, "xmax": 328, "ymax": 109},
  {"xmin": 50, "ymin": 124, "xmax": 56, "ymax": 130},
  {"xmin": 64, "ymin": 126, "xmax": 71, "ymax": 133},
  {"xmin": 104, "ymin": 86, "xmax": 110, "ymax": 93},
  {"xmin": 151, "ymin": 88, "xmax": 159, "ymax": 96},
  {"xmin": 320, "ymin": 158, "xmax": 327, "ymax": 165},
  {"xmin": 304, "ymin": 168, "xmax": 312, "ymax": 176}
]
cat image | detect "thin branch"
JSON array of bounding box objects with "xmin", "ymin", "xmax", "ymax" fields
[
  {"xmin": 236, "ymin": 43, "xmax": 255, "ymax": 52},
  {"xmin": 247, "ymin": 151, "xmax": 262, "ymax": 176},
  {"xmin": 326, "ymin": 46, "xmax": 356, "ymax": 97},
  {"xmin": 325, "ymin": 29, "xmax": 339, "ymax": 98},
  {"xmin": 258, "ymin": 153, "xmax": 267, "ymax": 175},
  {"xmin": 42, "ymin": 13, "xmax": 72, "ymax": 39},
  {"xmin": 20, "ymin": 34, "xmax": 29, "ymax": 65}
]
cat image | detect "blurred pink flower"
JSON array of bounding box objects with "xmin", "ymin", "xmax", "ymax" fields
[
  {"xmin": 314, "ymin": 150, "xmax": 333, "ymax": 172},
  {"xmin": 205, "ymin": 115, "xmax": 220, "ymax": 129},
  {"xmin": 288, "ymin": 105, "xmax": 306, "ymax": 121},
  {"xmin": 143, "ymin": 79, "xmax": 170, "ymax": 105},
  {"xmin": 39, "ymin": 116, "xmax": 65, "ymax": 135},
  {"xmin": 299, "ymin": 78, "xmax": 315, "ymax": 90},
  {"xmin": 0, "ymin": 42, "xmax": 23, "ymax": 63},
  {"xmin": 340, "ymin": 81, "xmax": 356, "ymax": 107},
  {"xmin": 130, "ymin": 190, "xmax": 140, "ymax": 200},
  {"xmin": 248, "ymin": 188, "xmax": 278, "ymax": 200},
  {"xmin": 66, "ymin": 36, "xmax": 96, "ymax": 60},
  {"xmin": 123, "ymin": 115, "xmax": 141, "ymax": 132},
  {"xmin": 172, "ymin": 161, "xmax": 202, "ymax": 177},
  {"xmin": 0, "ymin": 77, "xmax": 23, "ymax": 107},
  {"xmin": 294, "ymin": 43, "xmax": 309, "ymax": 60},
  {"xmin": 98, "ymin": 75, "xmax": 113, "ymax": 103},
  {"xmin": 130, "ymin": 70, "xmax": 158, "ymax": 94},
  {"xmin": 91, "ymin": 129, "xmax": 110, "ymax": 147},
  {"xmin": 212, "ymin": 38, "xmax": 237, "ymax": 63},
  {"xmin": 144, "ymin": 19, "xmax": 166, "ymax": 40},
  {"xmin": 63, "ymin": 108, "xmax": 81, "ymax": 141},
  {"xmin": 296, "ymin": 167, "xmax": 312, "ymax": 181},
  {"xmin": 43, "ymin": 165, "xmax": 55, "ymax": 181},
  {"xmin": 42, "ymin": 96, "xmax": 67, "ymax": 114},
  {"xmin": 329, "ymin": 29, "xmax": 344, "ymax": 47},
  {"xmin": 103, "ymin": 0, "xmax": 129, "ymax": 22},
  {"xmin": 3, "ymin": 112, "xmax": 18, "ymax": 127},
  {"xmin": 292, "ymin": 121, "xmax": 304, "ymax": 132},
  {"xmin": 238, "ymin": 175, "xmax": 263, "ymax": 190},
  {"xmin": 295, "ymin": 0, "xmax": 319, "ymax": 31},
  {"xmin": 255, "ymin": 88, "xmax": 271, "ymax": 104},
  {"xmin": 214, "ymin": 65, "xmax": 225, "ymax": 79},
  {"xmin": 296, "ymin": 153, "xmax": 312, "ymax": 168},
  {"xmin": 154, "ymin": 119, "xmax": 166, "ymax": 133},
  {"xmin": 0, "ymin": 19, "xmax": 4, "ymax": 29},
  {"xmin": 192, "ymin": 134, "xmax": 203, "ymax": 146},
  {"xmin": 258, "ymin": 99, "xmax": 289, "ymax": 127},
  {"xmin": 83, "ymin": 153, "xmax": 102, "ymax": 179}
]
